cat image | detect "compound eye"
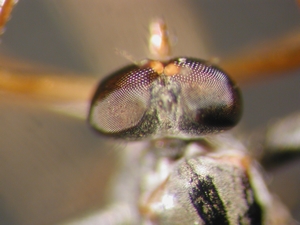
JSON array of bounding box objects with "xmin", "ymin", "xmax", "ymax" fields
[
  {"xmin": 88, "ymin": 64, "xmax": 158, "ymax": 136},
  {"xmin": 170, "ymin": 58, "xmax": 242, "ymax": 133}
]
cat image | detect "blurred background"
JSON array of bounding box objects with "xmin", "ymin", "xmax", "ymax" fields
[{"xmin": 0, "ymin": 1, "xmax": 300, "ymax": 224}]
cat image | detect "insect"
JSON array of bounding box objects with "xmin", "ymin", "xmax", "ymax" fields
[
  {"xmin": 0, "ymin": 1, "xmax": 298, "ymax": 225},
  {"xmin": 62, "ymin": 18, "xmax": 298, "ymax": 224}
]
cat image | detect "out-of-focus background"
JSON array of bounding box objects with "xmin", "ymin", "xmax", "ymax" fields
[{"xmin": 0, "ymin": 1, "xmax": 299, "ymax": 225}]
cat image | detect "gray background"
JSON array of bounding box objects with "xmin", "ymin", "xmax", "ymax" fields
[{"xmin": 0, "ymin": 1, "xmax": 299, "ymax": 224}]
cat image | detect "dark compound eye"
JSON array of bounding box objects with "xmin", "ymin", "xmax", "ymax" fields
[{"xmin": 88, "ymin": 57, "xmax": 242, "ymax": 140}]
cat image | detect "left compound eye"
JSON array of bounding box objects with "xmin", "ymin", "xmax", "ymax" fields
[{"xmin": 169, "ymin": 58, "xmax": 242, "ymax": 134}]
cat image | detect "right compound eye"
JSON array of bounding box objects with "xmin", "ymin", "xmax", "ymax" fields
[{"xmin": 88, "ymin": 64, "xmax": 159, "ymax": 136}]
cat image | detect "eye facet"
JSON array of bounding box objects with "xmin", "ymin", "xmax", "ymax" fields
[{"xmin": 88, "ymin": 57, "xmax": 242, "ymax": 140}]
